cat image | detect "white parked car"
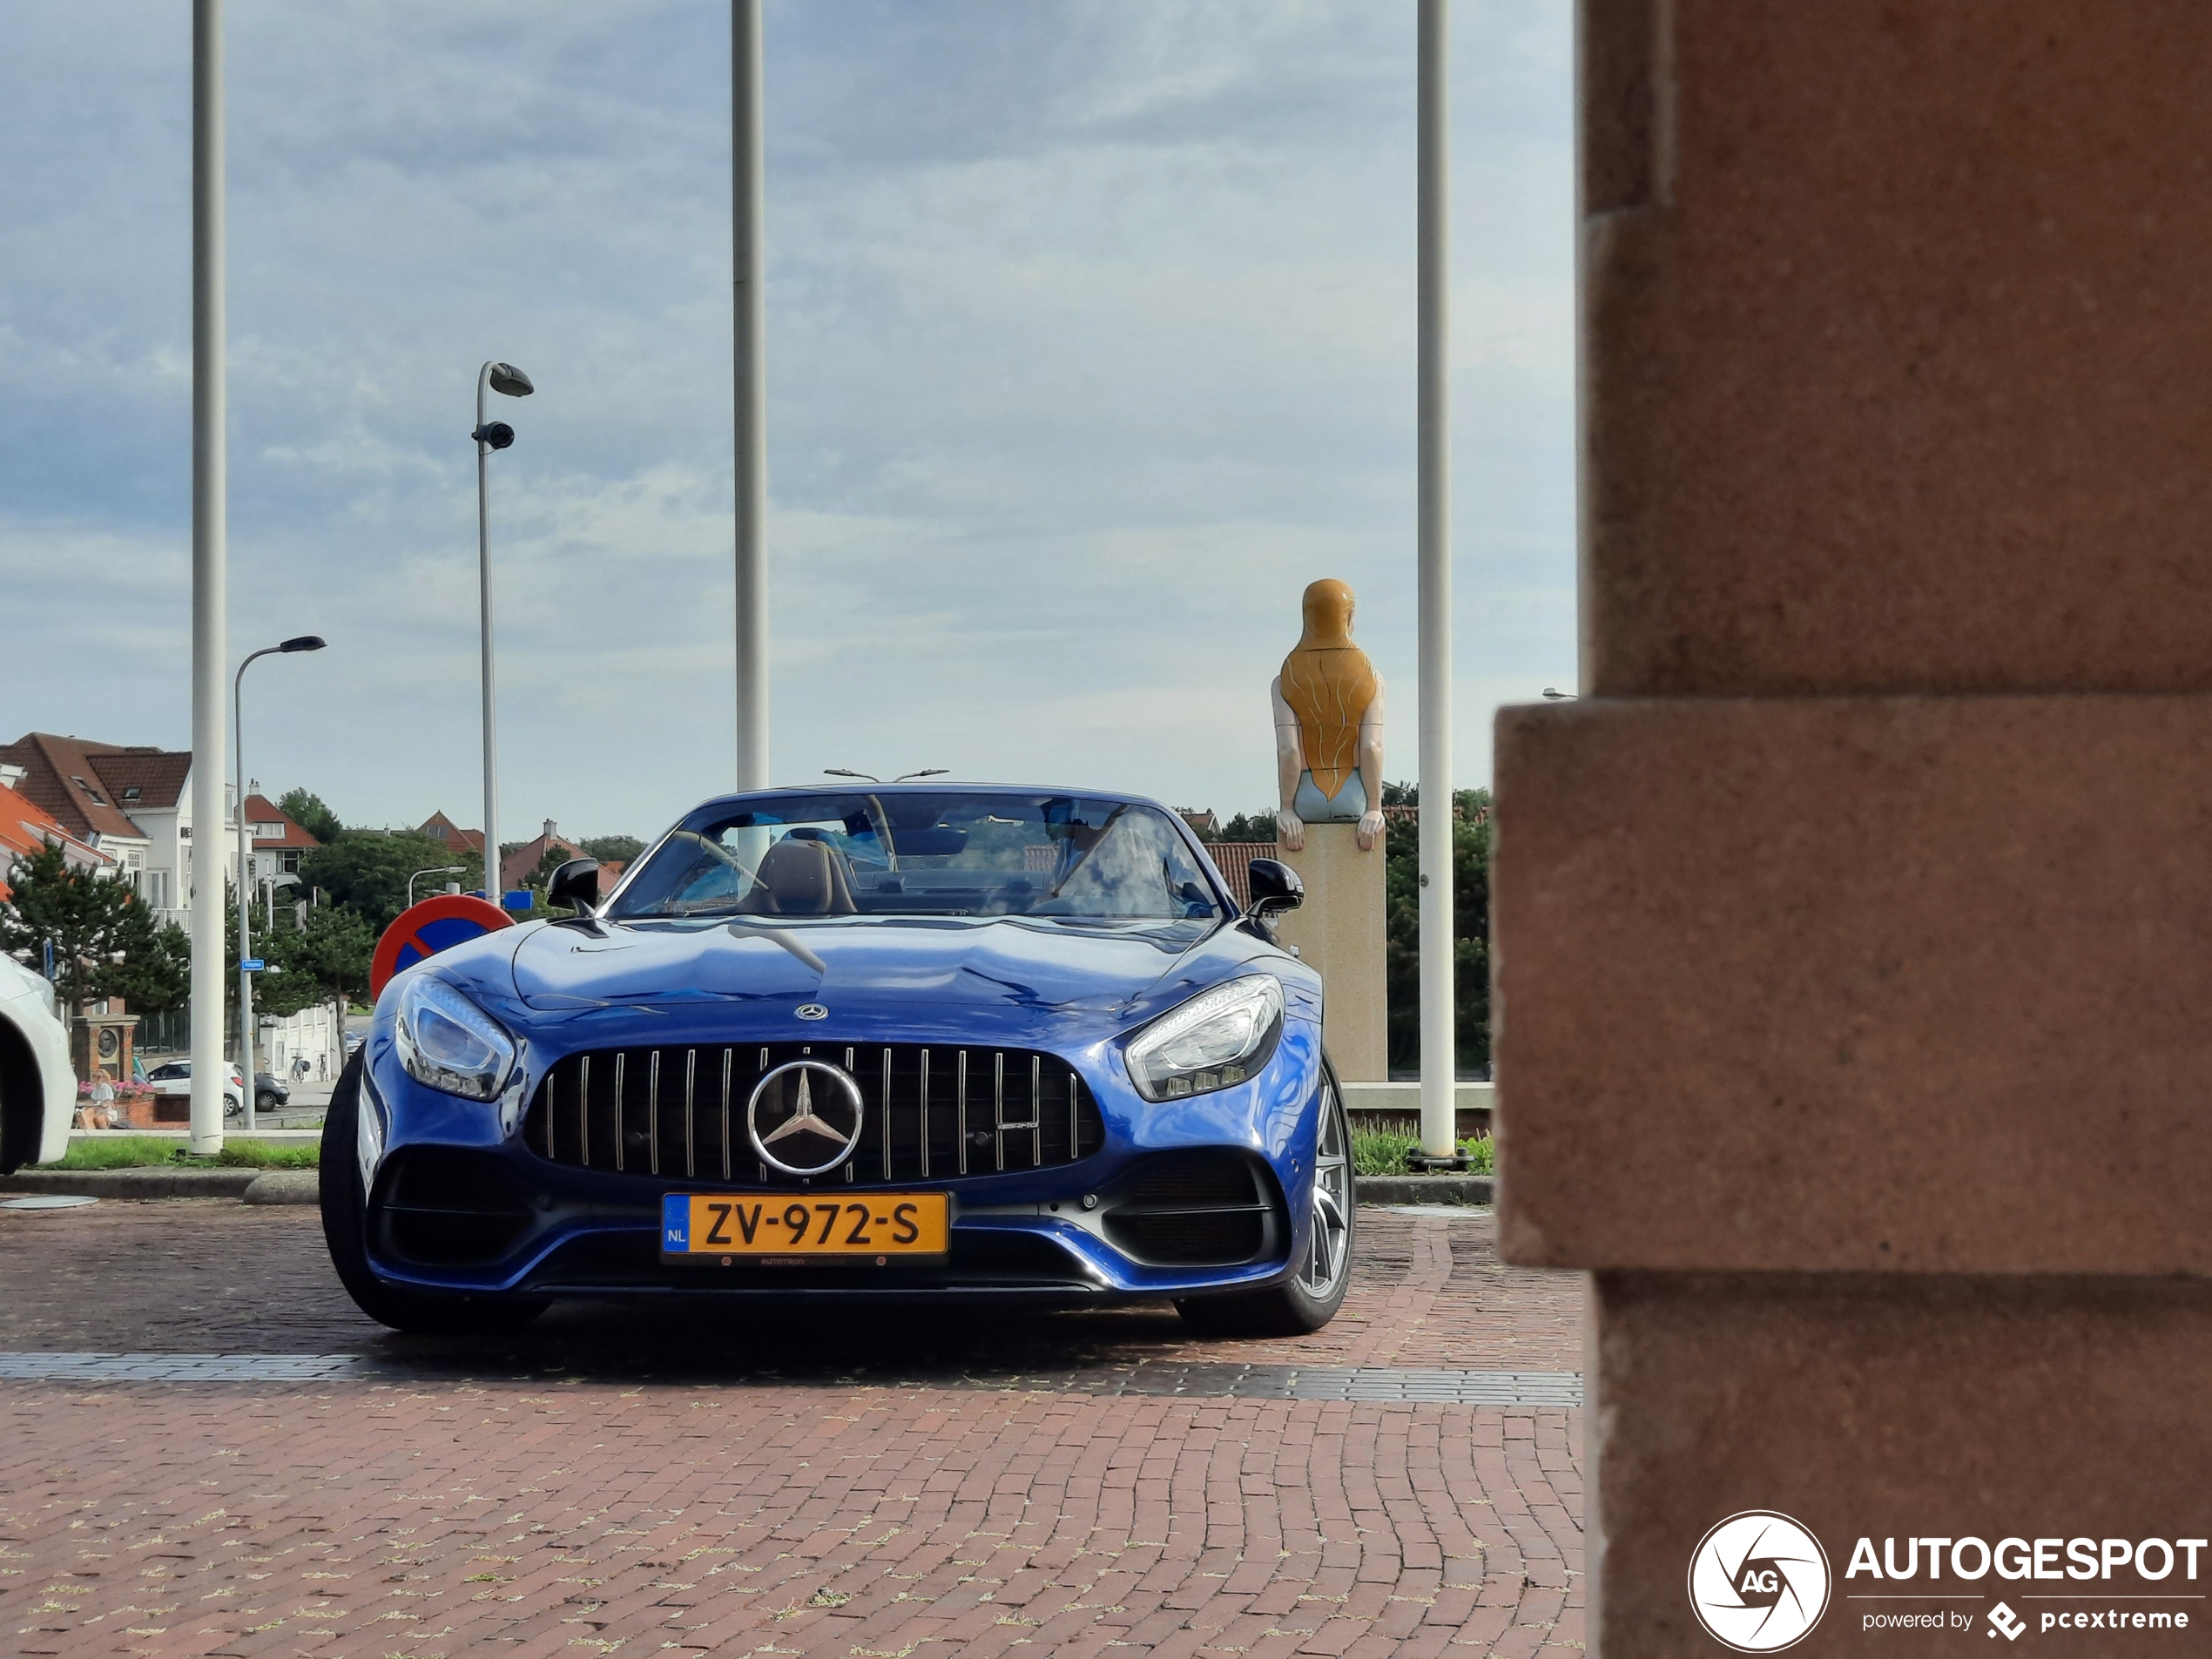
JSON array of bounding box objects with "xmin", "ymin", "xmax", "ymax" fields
[
  {"xmin": 0, "ymin": 954, "xmax": 76, "ymax": 1171},
  {"xmin": 143, "ymin": 1059, "xmax": 246, "ymax": 1120}
]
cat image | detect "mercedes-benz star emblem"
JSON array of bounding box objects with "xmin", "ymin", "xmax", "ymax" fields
[
  {"xmin": 746, "ymin": 1059, "xmax": 865, "ymax": 1177},
  {"xmin": 796, "ymin": 1003, "xmax": 828, "ymax": 1021}
]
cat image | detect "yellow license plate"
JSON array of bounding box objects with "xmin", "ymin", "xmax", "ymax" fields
[{"xmin": 661, "ymin": 1191, "xmax": 949, "ymax": 1258}]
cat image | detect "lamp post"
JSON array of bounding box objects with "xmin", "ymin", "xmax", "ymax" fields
[
  {"xmin": 260, "ymin": 871, "xmax": 300, "ymax": 929},
  {"xmin": 1415, "ymin": 0, "xmax": 1456, "ymax": 1165},
  {"xmin": 473, "ymin": 360, "xmax": 535, "ymax": 903},
  {"xmin": 409, "ymin": 865, "xmax": 467, "ymax": 907},
  {"xmin": 234, "ymin": 633, "xmax": 326, "ymax": 1133},
  {"xmin": 189, "ymin": 0, "xmax": 227, "ymax": 1155},
  {"xmin": 733, "ymin": 0, "xmax": 769, "ymax": 791}
]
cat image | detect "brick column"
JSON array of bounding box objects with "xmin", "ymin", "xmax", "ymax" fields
[{"xmin": 1499, "ymin": 4, "xmax": 2212, "ymax": 1650}]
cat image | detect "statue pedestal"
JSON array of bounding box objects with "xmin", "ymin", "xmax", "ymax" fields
[{"xmin": 1277, "ymin": 822, "xmax": 1387, "ymax": 1082}]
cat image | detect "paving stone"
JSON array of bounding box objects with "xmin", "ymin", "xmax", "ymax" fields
[{"xmin": 0, "ymin": 1202, "xmax": 1583, "ymax": 1656}]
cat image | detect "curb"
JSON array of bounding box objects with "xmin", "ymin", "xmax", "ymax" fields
[
  {"xmin": 241, "ymin": 1170, "xmax": 320, "ymax": 1206},
  {"xmin": 1356, "ymin": 1173, "xmax": 1494, "ymax": 1206},
  {"xmin": 0, "ymin": 1167, "xmax": 261, "ymax": 1200}
]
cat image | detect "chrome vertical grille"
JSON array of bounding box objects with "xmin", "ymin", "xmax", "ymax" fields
[{"xmin": 522, "ymin": 1042, "xmax": 1103, "ymax": 1185}]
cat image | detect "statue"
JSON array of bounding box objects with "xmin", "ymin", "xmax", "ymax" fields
[{"xmin": 1272, "ymin": 578, "xmax": 1386, "ymax": 852}]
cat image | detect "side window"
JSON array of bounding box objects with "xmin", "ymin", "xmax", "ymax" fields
[{"xmin": 1055, "ymin": 810, "xmax": 1219, "ymax": 917}]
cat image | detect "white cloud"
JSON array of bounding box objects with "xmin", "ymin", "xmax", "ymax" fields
[{"xmin": 0, "ymin": 0, "xmax": 1573, "ymax": 841}]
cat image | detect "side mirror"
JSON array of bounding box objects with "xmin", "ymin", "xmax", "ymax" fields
[
  {"xmin": 547, "ymin": 857, "xmax": 601, "ymax": 917},
  {"xmin": 1244, "ymin": 858, "xmax": 1304, "ymax": 920}
]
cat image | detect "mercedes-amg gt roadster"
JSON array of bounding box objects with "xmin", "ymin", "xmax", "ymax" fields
[{"xmin": 321, "ymin": 786, "xmax": 1356, "ymax": 1336}]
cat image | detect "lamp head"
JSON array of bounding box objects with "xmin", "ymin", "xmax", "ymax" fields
[
  {"xmin": 489, "ymin": 362, "xmax": 534, "ymax": 397},
  {"xmin": 280, "ymin": 635, "xmax": 327, "ymax": 653}
]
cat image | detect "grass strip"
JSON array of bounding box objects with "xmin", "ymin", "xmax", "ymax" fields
[{"xmin": 49, "ymin": 1136, "xmax": 321, "ymax": 1170}]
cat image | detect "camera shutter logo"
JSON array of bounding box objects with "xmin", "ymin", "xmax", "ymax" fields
[{"xmin": 1687, "ymin": 1512, "xmax": 1831, "ymax": 1652}]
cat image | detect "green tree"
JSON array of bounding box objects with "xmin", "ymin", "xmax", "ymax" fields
[
  {"xmin": 0, "ymin": 841, "xmax": 187, "ymax": 1011},
  {"xmin": 1198, "ymin": 810, "xmax": 1278, "ymax": 843},
  {"xmin": 300, "ymin": 831, "xmax": 473, "ymax": 932},
  {"xmin": 580, "ymin": 833, "xmax": 644, "ymax": 866},
  {"xmin": 1383, "ymin": 786, "xmax": 1490, "ymax": 1076},
  {"xmin": 278, "ymin": 904, "xmax": 374, "ymax": 1012},
  {"xmin": 277, "ymin": 787, "xmax": 343, "ymax": 845},
  {"xmin": 111, "ymin": 913, "xmax": 191, "ymax": 1013},
  {"xmin": 230, "ymin": 893, "xmax": 327, "ymax": 1021}
]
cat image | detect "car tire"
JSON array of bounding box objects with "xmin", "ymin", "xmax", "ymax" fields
[
  {"xmin": 256, "ymin": 1089, "xmax": 280, "ymax": 1113},
  {"xmin": 319, "ymin": 1051, "xmax": 547, "ymax": 1337},
  {"xmin": 1175, "ymin": 1058, "xmax": 1356, "ymax": 1339}
]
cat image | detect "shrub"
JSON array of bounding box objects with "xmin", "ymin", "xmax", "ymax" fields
[{"xmin": 1349, "ymin": 1117, "xmax": 1494, "ymax": 1177}]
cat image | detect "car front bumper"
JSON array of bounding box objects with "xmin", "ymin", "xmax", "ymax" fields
[{"xmin": 354, "ymin": 1011, "xmax": 1329, "ymax": 1303}]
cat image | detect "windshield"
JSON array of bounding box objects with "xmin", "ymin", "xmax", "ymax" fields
[{"xmin": 608, "ymin": 792, "xmax": 1224, "ymax": 922}]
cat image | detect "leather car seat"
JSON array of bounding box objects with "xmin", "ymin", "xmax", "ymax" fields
[{"xmin": 738, "ymin": 836, "xmax": 858, "ymax": 915}]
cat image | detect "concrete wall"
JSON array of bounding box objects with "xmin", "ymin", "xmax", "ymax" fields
[{"xmin": 1499, "ymin": 4, "xmax": 2212, "ymax": 1650}]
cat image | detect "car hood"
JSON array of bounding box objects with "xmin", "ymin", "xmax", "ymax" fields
[{"xmin": 499, "ymin": 914, "xmax": 1294, "ymax": 1038}]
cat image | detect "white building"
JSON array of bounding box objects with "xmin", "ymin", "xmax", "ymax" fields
[{"xmin": 0, "ymin": 733, "xmax": 237, "ymax": 927}]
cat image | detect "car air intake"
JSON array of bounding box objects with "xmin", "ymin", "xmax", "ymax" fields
[
  {"xmin": 522, "ymin": 1042, "xmax": 1105, "ymax": 1187},
  {"xmin": 1102, "ymin": 1149, "xmax": 1282, "ymax": 1267},
  {"xmin": 373, "ymin": 1148, "xmax": 535, "ymax": 1268}
]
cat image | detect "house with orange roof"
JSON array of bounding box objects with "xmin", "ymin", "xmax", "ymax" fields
[
  {"xmin": 416, "ymin": 811, "xmax": 486, "ymax": 860},
  {"xmin": 500, "ymin": 819, "xmax": 589, "ymax": 894},
  {"xmin": 240, "ymin": 786, "xmax": 320, "ymax": 887},
  {"xmin": 0, "ymin": 733, "xmax": 204, "ymax": 921},
  {"xmin": 0, "ymin": 768, "xmax": 113, "ymax": 903}
]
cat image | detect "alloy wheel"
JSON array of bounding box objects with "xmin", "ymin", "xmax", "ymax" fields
[{"xmin": 1302, "ymin": 1078, "xmax": 1352, "ymax": 1298}]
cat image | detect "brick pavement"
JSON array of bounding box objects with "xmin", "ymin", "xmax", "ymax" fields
[
  {"xmin": 0, "ymin": 1202, "xmax": 1582, "ymax": 1376},
  {"xmin": 0, "ymin": 1203, "xmax": 1584, "ymax": 1657}
]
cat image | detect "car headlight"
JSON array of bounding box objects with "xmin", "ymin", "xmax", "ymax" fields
[
  {"xmin": 392, "ymin": 975, "xmax": 516, "ymax": 1102},
  {"xmin": 1124, "ymin": 974, "xmax": 1285, "ymax": 1102}
]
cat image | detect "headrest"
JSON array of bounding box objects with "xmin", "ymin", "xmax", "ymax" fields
[{"xmin": 749, "ymin": 837, "xmax": 855, "ymax": 915}]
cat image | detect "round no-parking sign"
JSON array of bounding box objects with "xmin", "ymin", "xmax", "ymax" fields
[{"xmin": 369, "ymin": 894, "xmax": 516, "ymax": 999}]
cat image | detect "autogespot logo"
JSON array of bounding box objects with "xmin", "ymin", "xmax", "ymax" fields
[{"xmin": 1689, "ymin": 1512, "xmax": 1832, "ymax": 1652}]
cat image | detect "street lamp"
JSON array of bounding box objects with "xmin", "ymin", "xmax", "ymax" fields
[
  {"xmin": 824, "ymin": 767, "xmax": 949, "ymax": 784},
  {"xmin": 409, "ymin": 865, "xmax": 467, "ymax": 907},
  {"xmin": 473, "ymin": 360, "xmax": 534, "ymax": 903},
  {"xmin": 260, "ymin": 870, "xmax": 300, "ymax": 929},
  {"xmin": 234, "ymin": 632, "xmax": 326, "ymax": 1133}
]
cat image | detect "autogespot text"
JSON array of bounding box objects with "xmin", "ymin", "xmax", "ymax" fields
[{"xmin": 1848, "ymin": 1535, "xmax": 2206, "ymax": 1583}]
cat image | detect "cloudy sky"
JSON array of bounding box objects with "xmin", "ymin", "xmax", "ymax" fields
[{"xmin": 1, "ymin": 0, "xmax": 1572, "ymax": 846}]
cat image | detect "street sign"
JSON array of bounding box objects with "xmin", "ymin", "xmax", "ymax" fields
[
  {"xmin": 368, "ymin": 894, "xmax": 516, "ymax": 1000},
  {"xmin": 240, "ymin": 958, "xmax": 266, "ymax": 973}
]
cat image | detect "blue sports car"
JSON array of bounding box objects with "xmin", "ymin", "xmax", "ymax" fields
[{"xmin": 320, "ymin": 785, "xmax": 1354, "ymax": 1337}]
